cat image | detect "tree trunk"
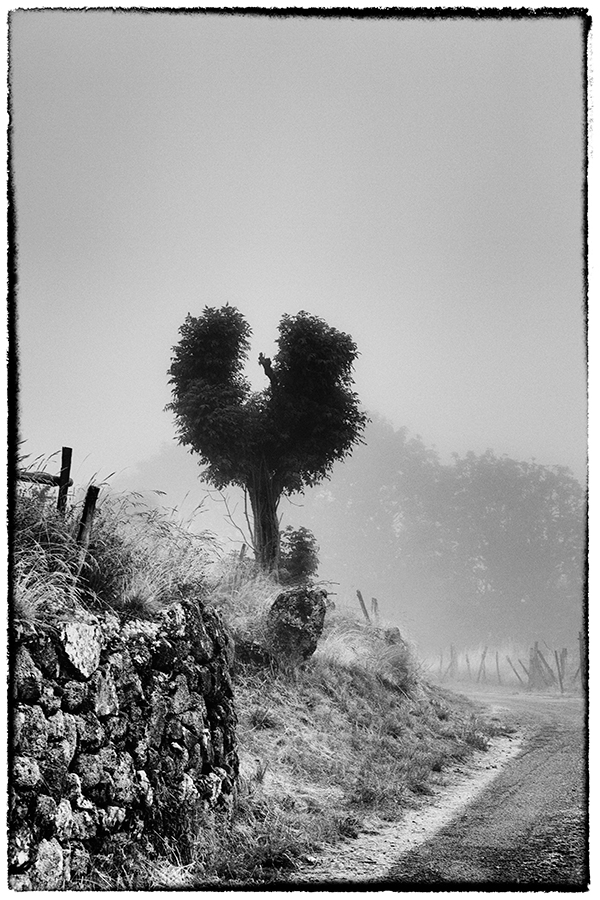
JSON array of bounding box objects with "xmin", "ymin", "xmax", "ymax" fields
[{"xmin": 248, "ymin": 469, "xmax": 280, "ymax": 574}]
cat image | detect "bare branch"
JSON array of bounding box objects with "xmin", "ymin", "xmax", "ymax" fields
[{"xmin": 258, "ymin": 352, "xmax": 278, "ymax": 387}]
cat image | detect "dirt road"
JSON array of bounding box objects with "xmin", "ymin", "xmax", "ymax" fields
[{"xmin": 293, "ymin": 687, "xmax": 588, "ymax": 889}]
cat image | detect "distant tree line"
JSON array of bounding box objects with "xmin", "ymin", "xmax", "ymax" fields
[{"xmin": 297, "ymin": 417, "xmax": 585, "ymax": 647}]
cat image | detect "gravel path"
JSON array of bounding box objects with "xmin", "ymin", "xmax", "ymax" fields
[{"xmin": 290, "ymin": 688, "xmax": 587, "ymax": 889}]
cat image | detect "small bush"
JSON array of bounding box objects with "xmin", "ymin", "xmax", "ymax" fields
[{"xmin": 278, "ymin": 526, "xmax": 320, "ymax": 585}]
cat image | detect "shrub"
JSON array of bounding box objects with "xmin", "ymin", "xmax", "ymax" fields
[{"xmin": 278, "ymin": 526, "xmax": 320, "ymax": 585}]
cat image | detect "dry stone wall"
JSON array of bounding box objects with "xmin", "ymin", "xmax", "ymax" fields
[{"xmin": 9, "ymin": 599, "xmax": 238, "ymax": 890}]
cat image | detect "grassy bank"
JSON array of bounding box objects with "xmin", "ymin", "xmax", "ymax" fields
[{"xmin": 13, "ymin": 483, "xmax": 503, "ymax": 889}]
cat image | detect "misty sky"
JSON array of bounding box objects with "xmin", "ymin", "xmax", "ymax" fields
[{"xmin": 11, "ymin": 9, "xmax": 587, "ymax": 488}]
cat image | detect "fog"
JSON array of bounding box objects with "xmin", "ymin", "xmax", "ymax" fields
[
  {"xmin": 109, "ymin": 413, "xmax": 585, "ymax": 656},
  {"xmin": 11, "ymin": 10, "xmax": 588, "ymax": 655}
]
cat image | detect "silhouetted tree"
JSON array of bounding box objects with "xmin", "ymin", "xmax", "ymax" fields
[{"xmin": 167, "ymin": 306, "xmax": 367, "ymax": 572}]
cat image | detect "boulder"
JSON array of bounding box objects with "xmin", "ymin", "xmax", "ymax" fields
[{"xmin": 266, "ymin": 587, "xmax": 327, "ymax": 666}]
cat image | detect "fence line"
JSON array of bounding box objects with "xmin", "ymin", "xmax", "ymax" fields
[
  {"xmin": 435, "ymin": 637, "xmax": 584, "ymax": 693},
  {"xmin": 17, "ymin": 446, "xmax": 101, "ymax": 576}
]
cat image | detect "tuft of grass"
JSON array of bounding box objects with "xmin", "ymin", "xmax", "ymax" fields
[{"xmin": 461, "ymin": 714, "xmax": 491, "ymax": 750}]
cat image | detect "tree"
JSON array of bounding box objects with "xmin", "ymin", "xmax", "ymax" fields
[
  {"xmin": 386, "ymin": 447, "xmax": 586, "ymax": 644},
  {"xmin": 167, "ymin": 306, "xmax": 368, "ymax": 572},
  {"xmin": 279, "ymin": 526, "xmax": 320, "ymax": 585}
]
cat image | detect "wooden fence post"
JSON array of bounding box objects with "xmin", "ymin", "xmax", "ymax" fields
[
  {"xmin": 465, "ymin": 652, "xmax": 472, "ymax": 680},
  {"xmin": 529, "ymin": 644, "xmax": 541, "ymax": 690},
  {"xmin": 506, "ymin": 656, "xmax": 525, "ymax": 686},
  {"xmin": 450, "ymin": 644, "xmax": 457, "ymax": 680},
  {"xmin": 535, "ymin": 646, "xmax": 557, "ymax": 686},
  {"xmin": 518, "ymin": 658, "xmax": 531, "ymax": 685},
  {"xmin": 370, "ymin": 597, "xmax": 379, "ymax": 624},
  {"xmin": 579, "ymin": 631, "xmax": 586, "ymax": 693},
  {"xmin": 560, "ymin": 648, "xmax": 568, "ymax": 682},
  {"xmin": 476, "ymin": 647, "xmax": 488, "ymax": 683},
  {"xmin": 495, "ymin": 650, "xmax": 502, "ymax": 685},
  {"xmin": 76, "ymin": 485, "xmax": 100, "ymax": 577},
  {"xmin": 56, "ymin": 446, "xmax": 72, "ymax": 515},
  {"xmin": 356, "ymin": 590, "xmax": 371, "ymax": 625},
  {"xmin": 554, "ymin": 649, "xmax": 564, "ymax": 694}
]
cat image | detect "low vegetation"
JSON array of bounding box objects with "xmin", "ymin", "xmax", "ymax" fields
[{"xmin": 12, "ymin": 481, "xmax": 504, "ymax": 889}]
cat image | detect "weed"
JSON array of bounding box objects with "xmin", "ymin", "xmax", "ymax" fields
[{"xmin": 462, "ymin": 714, "xmax": 491, "ymax": 750}]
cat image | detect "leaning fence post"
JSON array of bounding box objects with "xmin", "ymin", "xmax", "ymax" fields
[
  {"xmin": 356, "ymin": 590, "xmax": 371, "ymax": 625},
  {"xmin": 535, "ymin": 646, "xmax": 557, "ymax": 686},
  {"xmin": 554, "ymin": 649, "xmax": 564, "ymax": 694},
  {"xmin": 76, "ymin": 485, "xmax": 100, "ymax": 576},
  {"xmin": 56, "ymin": 446, "xmax": 73, "ymax": 515},
  {"xmin": 518, "ymin": 658, "xmax": 531, "ymax": 686},
  {"xmin": 506, "ymin": 656, "xmax": 525, "ymax": 687}
]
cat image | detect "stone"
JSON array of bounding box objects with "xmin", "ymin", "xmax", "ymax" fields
[
  {"xmin": 60, "ymin": 621, "xmax": 103, "ymax": 679},
  {"xmin": 72, "ymin": 810, "xmax": 98, "ymax": 841},
  {"xmin": 266, "ymin": 587, "xmax": 327, "ymax": 666},
  {"xmin": 39, "ymin": 683, "xmax": 62, "ymax": 716},
  {"xmin": 8, "ymin": 873, "xmax": 32, "ymax": 891},
  {"xmin": 63, "ymin": 773, "xmax": 94, "ymax": 810},
  {"xmin": 13, "ymin": 646, "xmax": 43, "ymax": 703},
  {"xmin": 35, "ymin": 793, "xmax": 58, "ymax": 829},
  {"xmin": 74, "ymin": 753, "xmax": 104, "ymax": 790},
  {"xmin": 133, "ymin": 737, "xmax": 148, "ymax": 767},
  {"xmin": 59, "ymin": 713, "xmax": 79, "ymax": 766},
  {"xmin": 32, "ymin": 838, "xmax": 64, "ymax": 890},
  {"xmin": 111, "ymin": 752, "xmax": 136, "ymax": 805},
  {"xmin": 62, "ymin": 680, "xmax": 88, "ymax": 712},
  {"xmin": 40, "ymin": 747, "xmax": 69, "ymax": 795},
  {"xmin": 18, "ymin": 704, "xmax": 49, "ymax": 758},
  {"xmin": 100, "ymin": 805, "xmax": 126, "ymax": 831},
  {"xmin": 75, "ymin": 711, "xmax": 106, "ymax": 751},
  {"xmin": 90, "ymin": 670, "xmax": 120, "ymax": 718},
  {"xmin": 12, "ymin": 706, "xmax": 26, "ymax": 750},
  {"xmin": 147, "ymin": 693, "xmax": 168, "ymax": 747},
  {"xmin": 29, "ymin": 635, "xmax": 60, "ymax": 678},
  {"xmin": 55, "ymin": 798, "xmax": 74, "ymax": 842},
  {"xmin": 8, "ymin": 824, "xmax": 34, "ymax": 868},
  {"xmin": 197, "ymin": 772, "xmax": 222, "ymax": 806},
  {"xmin": 98, "ymin": 744, "xmax": 119, "ymax": 774},
  {"xmin": 178, "ymin": 772, "xmax": 200, "ymax": 804},
  {"xmin": 107, "ymin": 714, "xmax": 129, "ymax": 743},
  {"xmin": 12, "ymin": 755, "xmax": 42, "ymax": 791},
  {"xmin": 136, "ymin": 770, "xmax": 154, "ymax": 807},
  {"xmin": 171, "ymin": 673, "xmax": 191, "ymax": 714}
]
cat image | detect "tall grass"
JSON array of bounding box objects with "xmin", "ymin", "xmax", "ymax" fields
[{"xmin": 12, "ymin": 483, "xmax": 218, "ymax": 626}]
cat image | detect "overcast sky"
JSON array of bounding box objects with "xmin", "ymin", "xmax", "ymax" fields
[{"xmin": 11, "ymin": 9, "xmax": 587, "ymax": 488}]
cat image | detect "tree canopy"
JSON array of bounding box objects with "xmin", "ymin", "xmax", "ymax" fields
[{"xmin": 167, "ymin": 306, "xmax": 368, "ymax": 570}]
